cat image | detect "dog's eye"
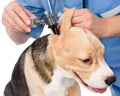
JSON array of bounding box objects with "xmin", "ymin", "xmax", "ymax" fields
[{"xmin": 81, "ymin": 58, "xmax": 92, "ymax": 64}]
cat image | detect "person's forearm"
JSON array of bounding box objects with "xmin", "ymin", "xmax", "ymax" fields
[
  {"xmin": 6, "ymin": 29, "xmax": 29, "ymax": 44},
  {"xmin": 102, "ymin": 16, "xmax": 120, "ymax": 38}
]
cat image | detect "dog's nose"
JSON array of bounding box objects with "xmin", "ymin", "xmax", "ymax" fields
[{"xmin": 105, "ymin": 76, "xmax": 116, "ymax": 86}]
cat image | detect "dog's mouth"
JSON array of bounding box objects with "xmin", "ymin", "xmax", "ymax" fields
[{"xmin": 72, "ymin": 71, "xmax": 107, "ymax": 93}]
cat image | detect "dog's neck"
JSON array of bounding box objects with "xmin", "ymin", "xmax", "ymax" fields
[{"xmin": 44, "ymin": 65, "xmax": 75, "ymax": 96}]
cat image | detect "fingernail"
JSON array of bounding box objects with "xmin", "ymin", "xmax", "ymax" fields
[
  {"xmin": 26, "ymin": 27, "xmax": 31, "ymax": 32},
  {"xmin": 26, "ymin": 20, "xmax": 31, "ymax": 25}
]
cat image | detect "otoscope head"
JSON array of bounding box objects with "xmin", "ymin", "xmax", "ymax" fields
[
  {"xmin": 30, "ymin": 11, "xmax": 60, "ymax": 35},
  {"xmin": 44, "ymin": 12, "xmax": 59, "ymax": 35}
]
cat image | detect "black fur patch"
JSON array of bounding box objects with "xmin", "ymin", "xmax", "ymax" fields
[
  {"xmin": 4, "ymin": 47, "xmax": 30, "ymax": 96},
  {"xmin": 31, "ymin": 35, "xmax": 54, "ymax": 83}
]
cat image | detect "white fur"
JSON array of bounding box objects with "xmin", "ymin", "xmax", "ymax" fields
[
  {"xmin": 44, "ymin": 65, "xmax": 76, "ymax": 96},
  {"xmin": 84, "ymin": 60, "xmax": 114, "ymax": 88}
]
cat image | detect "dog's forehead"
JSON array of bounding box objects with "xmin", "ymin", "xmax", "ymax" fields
[
  {"xmin": 63, "ymin": 27, "xmax": 104, "ymax": 56},
  {"xmin": 64, "ymin": 27, "xmax": 95, "ymax": 49}
]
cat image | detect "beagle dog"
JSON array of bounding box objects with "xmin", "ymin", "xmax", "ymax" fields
[{"xmin": 4, "ymin": 8, "xmax": 116, "ymax": 96}]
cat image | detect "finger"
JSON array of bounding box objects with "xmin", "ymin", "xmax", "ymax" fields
[
  {"xmin": 72, "ymin": 15, "xmax": 86, "ymax": 25},
  {"xmin": 73, "ymin": 23, "xmax": 82, "ymax": 27},
  {"xmin": 3, "ymin": 19, "xmax": 25, "ymax": 33},
  {"xmin": 73, "ymin": 22, "xmax": 92, "ymax": 30},
  {"xmin": 8, "ymin": 9, "xmax": 31, "ymax": 32},
  {"xmin": 3, "ymin": 12, "xmax": 25, "ymax": 32},
  {"xmin": 72, "ymin": 16, "xmax": 82, "ymax": 24},
  {"xmin": 73, "ymin": 9, "xmax": 87, "ymax": 17},
  {"xmin": 13, "ymin": 4, "xmax": 31, "ymax": 25},
  {"xmin": 4, "ymin": 7, "xmax": 30, "ymax": 32},
  {"xmin": 73, "ymin": 23, "xmax": 89, "ymax": 29}
]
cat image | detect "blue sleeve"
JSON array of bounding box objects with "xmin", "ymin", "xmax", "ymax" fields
[{"xmin": 16, "ymin": 0, "xmax": 45, "ymax": 38}]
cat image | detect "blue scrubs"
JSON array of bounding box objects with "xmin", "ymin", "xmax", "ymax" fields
[{"xmin": 16, "ymin": 0, "xmax": 120, "ymax": 95}]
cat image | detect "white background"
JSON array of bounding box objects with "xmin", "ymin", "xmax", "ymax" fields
[{"xmin": 0, "ymin": 0, "xmax": 111, "ymax": 96}]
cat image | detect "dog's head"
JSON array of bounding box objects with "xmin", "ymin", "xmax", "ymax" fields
[{"xmin": 48, "ymin": 8, "xmax": 116, "ymax": 93}]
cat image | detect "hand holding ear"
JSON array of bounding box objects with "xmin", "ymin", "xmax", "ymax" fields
[{"xmin": 64, "ymin": 8, "xmax": 107, "ymax": 38}]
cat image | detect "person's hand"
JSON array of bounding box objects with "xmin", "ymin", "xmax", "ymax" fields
[
  {"xmin": 64, "ymin": 8, "xmax": 107, "ymax": 38},
  {"xmin": 2, "ymin": 1, "xmax": 35, "ymax": 33}
]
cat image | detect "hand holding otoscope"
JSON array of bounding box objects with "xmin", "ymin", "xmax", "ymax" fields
[{"xmin": 31, "ymin": 11, "xmax": 59, "ymax": 35}]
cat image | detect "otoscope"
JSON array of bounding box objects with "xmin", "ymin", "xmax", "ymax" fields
[{"xmin": 31, "ymin": 11, "xmax": 59, "ymax": 35}]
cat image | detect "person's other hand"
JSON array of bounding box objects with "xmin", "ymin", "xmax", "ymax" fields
[
  {"xmin": 2, "ymin": 1, "xmax": 35, "ymax": 33},
  {"xmin": 64, "ymin": 8, "xmax": 107, "ymax": 38}
]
